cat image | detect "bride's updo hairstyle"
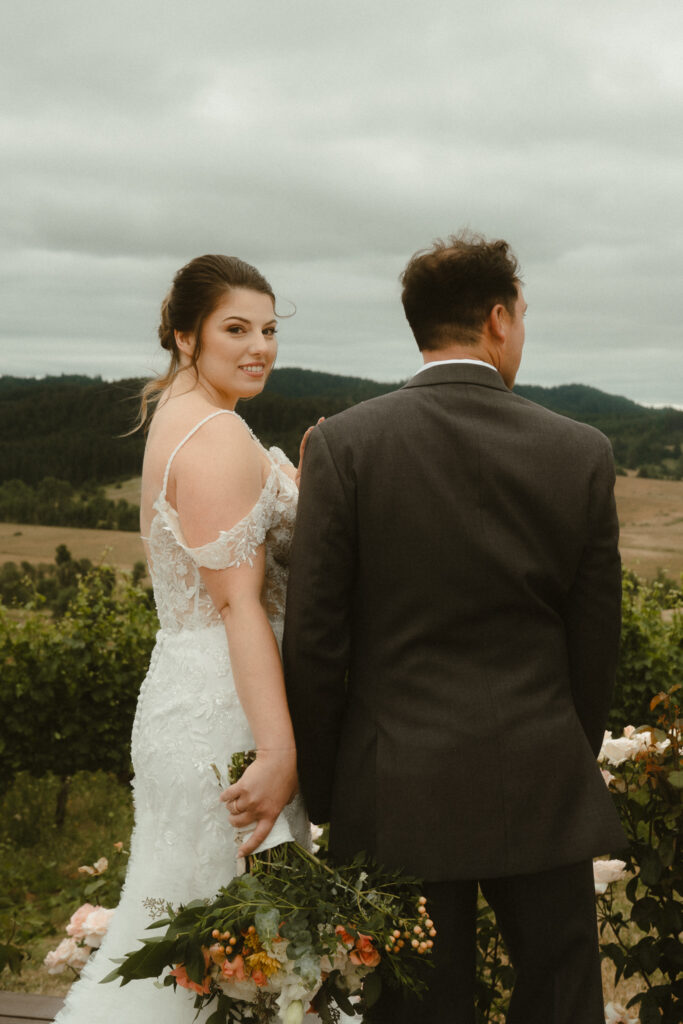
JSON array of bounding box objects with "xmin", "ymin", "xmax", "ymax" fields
[{"xmin": 138, "ymin": 254, "xmax": 275, "ymax": 429}]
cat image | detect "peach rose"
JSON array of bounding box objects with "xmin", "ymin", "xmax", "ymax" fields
[
  {"xmin": 221, "ymin": 955, "xmax": 246, "ymax": 982},
  {"xmin": 251, "ymin": 968, "xmax": 268, "ymax": 987},
  {"xmin": 66, "ymin": 903, "xmax": 96, "ymax": 941},
  {"xmin": 82, "ymin": 907, "xmax": 116, "ymax": 948},
  {"xmin": 169, "ymin": 963, "xmax": 211, "ymax": 995},
  {"xmin": 349, "ymin": 933, "xmax": 381, "ymax": 967},
  {"xmin": 44, "ymin": 937, "xmax": 91, "ymax": 974},
  {"xmin": 334, "ymin": 925, "xmax": 354, "ymax": 947}
]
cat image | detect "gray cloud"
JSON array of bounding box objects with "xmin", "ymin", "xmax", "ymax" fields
[{"xmin": 1, "ymin": 0, "xmax": 682, "ymax": 404}]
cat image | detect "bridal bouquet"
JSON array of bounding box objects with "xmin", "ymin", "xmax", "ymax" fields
[{"xmin": 104, "ymin": 755, "xmax": 433, "ymax": 1024}]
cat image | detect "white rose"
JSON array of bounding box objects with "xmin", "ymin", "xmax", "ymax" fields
[
  {"xmin": 599, "ymin": 731, "xmax": 650, "ymax": 766},
  {"xmin": 593, "ymin": 859, "xmax": 628, "ymax": 894},
  {"xmin": 604, "ymin": 1000, "xmax": 639, "ymax": 1023},
  {"xmin": 216, "ymin": 978, "xmax": 258, "ymax": 1001}
]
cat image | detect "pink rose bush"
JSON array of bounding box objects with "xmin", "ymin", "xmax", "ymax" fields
[
  {"xmin": 44, "ymin": 903, "xmax": 115, "ymax": 975},
  {"xmin": 44, "ymin": 936, "xmax": 93, "ymax": 975},
  {"xmin": 77, "ymin": 856, "xmax": 109, "ymax": 877}
]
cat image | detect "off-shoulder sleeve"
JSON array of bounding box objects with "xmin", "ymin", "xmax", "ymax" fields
[
  {"xmin": 267, "ymin": 446, "xmax": 294, "ymax": 468},
  {"xmin": 183, "ymin": 507, "xmax": 269, "ymax": 569},
  {"xmin": 156, "ymin": 472, "xmax": 278, "ymax": 570}
]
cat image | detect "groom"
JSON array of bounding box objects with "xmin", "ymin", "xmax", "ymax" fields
[{"xmin": 283, "ymin": 232, "xmax": 625, "ymax": 1023}]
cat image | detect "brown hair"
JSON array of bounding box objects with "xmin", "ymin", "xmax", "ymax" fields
[
  {"xmin": 400, "ymin": 232, "xmax": 521, "ymax": 350},
  {"xmin": 137, "ymin": 254, "xmax": 275, "ymax": 429}
]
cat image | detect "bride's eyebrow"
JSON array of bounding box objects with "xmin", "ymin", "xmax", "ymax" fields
[{"xmin": 220, "ymin": 316, "xmax": 277, "ymax": 326}]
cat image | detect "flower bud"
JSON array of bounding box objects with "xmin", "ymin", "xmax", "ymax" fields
[{"xmin": 283, "ymin": 999, "xmax": 304, "ymax": 1024}]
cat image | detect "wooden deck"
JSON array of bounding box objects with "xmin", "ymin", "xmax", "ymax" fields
[{"xmin": 0, "ymin": 993, "xmax": 64, "ymax": 1024}]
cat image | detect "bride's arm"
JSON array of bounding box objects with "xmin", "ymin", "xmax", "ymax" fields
[{"xmin": 172, "ymin": 416, "xmax": 298, "ymax": 856}]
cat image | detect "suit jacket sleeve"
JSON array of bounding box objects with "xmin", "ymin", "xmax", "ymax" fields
[
  {"xmin": 283, "ymin": 425, "xmax": 355, "ymax": 823},
  {"xmin": 564, "ymin": 437, "xmax": 622, "ymax": 755}
]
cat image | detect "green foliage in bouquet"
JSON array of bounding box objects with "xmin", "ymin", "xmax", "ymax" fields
[
  {"xmin": 597, "ymin": 686, "xmax": 682, "ymax": 1024},
  {"xmin": 105, "ymin": 843, "xmax": 433, "ymax": 1023},
  {"xmin": 105, "ymin": 753, "xmax": 433, "ymax": 1023},
  {"xmin": 474, "ymin": 903, "xmax": 514, "ymax": 1023}
]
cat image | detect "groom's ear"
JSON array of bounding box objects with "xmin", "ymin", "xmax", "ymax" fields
[{"xmin": 481, "ymin": 304, "xmax": 508, "ymax": 351}]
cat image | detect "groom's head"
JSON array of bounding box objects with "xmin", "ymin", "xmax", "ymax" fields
[{"xmin": 400, "ymin": 232, "xmax": 522, "ymax": 352}]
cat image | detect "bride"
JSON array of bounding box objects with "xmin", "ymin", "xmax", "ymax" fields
[{"xmin": 54, "ymin": 254, "xmax": 317, "ymax": 1023}]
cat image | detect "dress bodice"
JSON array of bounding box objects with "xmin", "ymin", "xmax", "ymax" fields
[{"xmin": 145, "ymin": 411, "xmax": 298, "ymax": 633}]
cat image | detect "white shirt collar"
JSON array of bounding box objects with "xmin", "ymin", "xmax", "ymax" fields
[{"xmin": 414, "ymin": 357, "xmax": 498, "ymax": 376}]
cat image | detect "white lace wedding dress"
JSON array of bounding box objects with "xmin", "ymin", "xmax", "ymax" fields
[{"xmin": 54, "ymin": 410, "xmax": 313, "ymax": 1023}]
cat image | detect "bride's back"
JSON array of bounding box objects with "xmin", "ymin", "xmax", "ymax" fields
[{"xmin": 139, "ymin": 388, "xmax": 218, "ymax": 541}]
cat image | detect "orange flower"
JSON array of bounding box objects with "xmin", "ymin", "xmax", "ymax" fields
[
  {"xmin": 335, "ymin": 925, "xmax": 355, "ymax": 947},
  {"xmin": 169, "ymin": 963, "xmax": 211, "ymax": 995},
  {"xmin": 251, "ymin": 968, "xmax": 268, "ymax": 987},
  {"xmin": 349, "ymin": 933, "xmax": 381, "ymax": 968},
  {"xmin": 221, "ymin": 955, "xmax": 246, "ymax": 982}
]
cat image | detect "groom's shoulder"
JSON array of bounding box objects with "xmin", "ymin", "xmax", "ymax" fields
[
  {"xmin": 321, "ymin": 386, "xmax": 410, "ymax": 434},
  {"xmin": 510, "ymin": 390, "xmax": 613, "ymax": 454}
]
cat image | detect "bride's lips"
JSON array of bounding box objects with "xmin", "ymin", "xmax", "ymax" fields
[{"xmin": 239, "ymin": 363, "xmax": 266, "ymax": 377}]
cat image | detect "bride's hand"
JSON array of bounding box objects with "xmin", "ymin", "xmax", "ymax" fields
[
  {"xmin": 220, "ymin": 748, "xmax": 298, "ymax": 856},
  {"xmin": 295, "ymin": 417, "xmax": 324, "ymax": 488}
]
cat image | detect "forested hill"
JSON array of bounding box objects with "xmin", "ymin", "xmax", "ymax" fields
[{"xmin": 0, "ymin": 371, "xmax": 681, "ymax": 487}]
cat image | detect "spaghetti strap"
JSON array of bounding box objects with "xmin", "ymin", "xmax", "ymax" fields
[{"xmin": 160, "ymin": 409, "xmax": 250, "ymax": 500}]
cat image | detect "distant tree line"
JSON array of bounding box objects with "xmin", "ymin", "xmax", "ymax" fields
[
  {"xmin": 0, "ymin": 477, "xmax": 139, "ymax": 531},
  {"xmin": 1, "ymin": 372, "xmax": 682, "ymax": 492}
]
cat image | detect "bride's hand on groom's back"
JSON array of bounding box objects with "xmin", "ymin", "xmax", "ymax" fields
[
  {"xmin": 220, "ymin": 748, "xmax": 298, "ymax": 856},
  {"xmin": 295, "ymin": 417, "xmax": 324, "ymax": 488}
]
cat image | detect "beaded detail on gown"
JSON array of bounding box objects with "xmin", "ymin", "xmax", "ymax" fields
[{"xmin": 54, "ymin": 410, "xmax": 310, "ymax": 1023}]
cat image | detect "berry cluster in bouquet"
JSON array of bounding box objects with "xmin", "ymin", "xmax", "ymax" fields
[{"xmin": 104, "ymin": 752, "xmax": 434, "ymax": 1024}]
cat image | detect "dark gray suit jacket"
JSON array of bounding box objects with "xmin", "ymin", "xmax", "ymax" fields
[{"xmin": 283, "ymin": 362, "xmax": 626, "ymax": 881}]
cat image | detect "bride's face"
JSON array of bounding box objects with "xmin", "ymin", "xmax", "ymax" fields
[{"xmin": 179, "ymin": 288, "xmax": 278, "ymax": 407}]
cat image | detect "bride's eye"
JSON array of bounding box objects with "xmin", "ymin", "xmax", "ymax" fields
[
  {"xmin": 226, "ymin": 325, "xmax": 245, "ymax": 335},
  {"xmin": 263, "ymin": 327, "xmax": 278, "ymax": 337}
]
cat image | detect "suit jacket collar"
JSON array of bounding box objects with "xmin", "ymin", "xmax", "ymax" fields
[{"xmin": 402, "ymin": 361, "xmax": 510, "ymax": 393}]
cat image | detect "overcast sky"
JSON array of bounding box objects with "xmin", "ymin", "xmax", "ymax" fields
[{"xmin": 2, "ymin": 0, "xmax": 681, "ymax": 405}]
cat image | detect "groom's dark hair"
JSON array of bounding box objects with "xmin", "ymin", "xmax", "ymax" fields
[{"xmin": 400, "ymin": 232, "xmax": 522, "ymax": 350}]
